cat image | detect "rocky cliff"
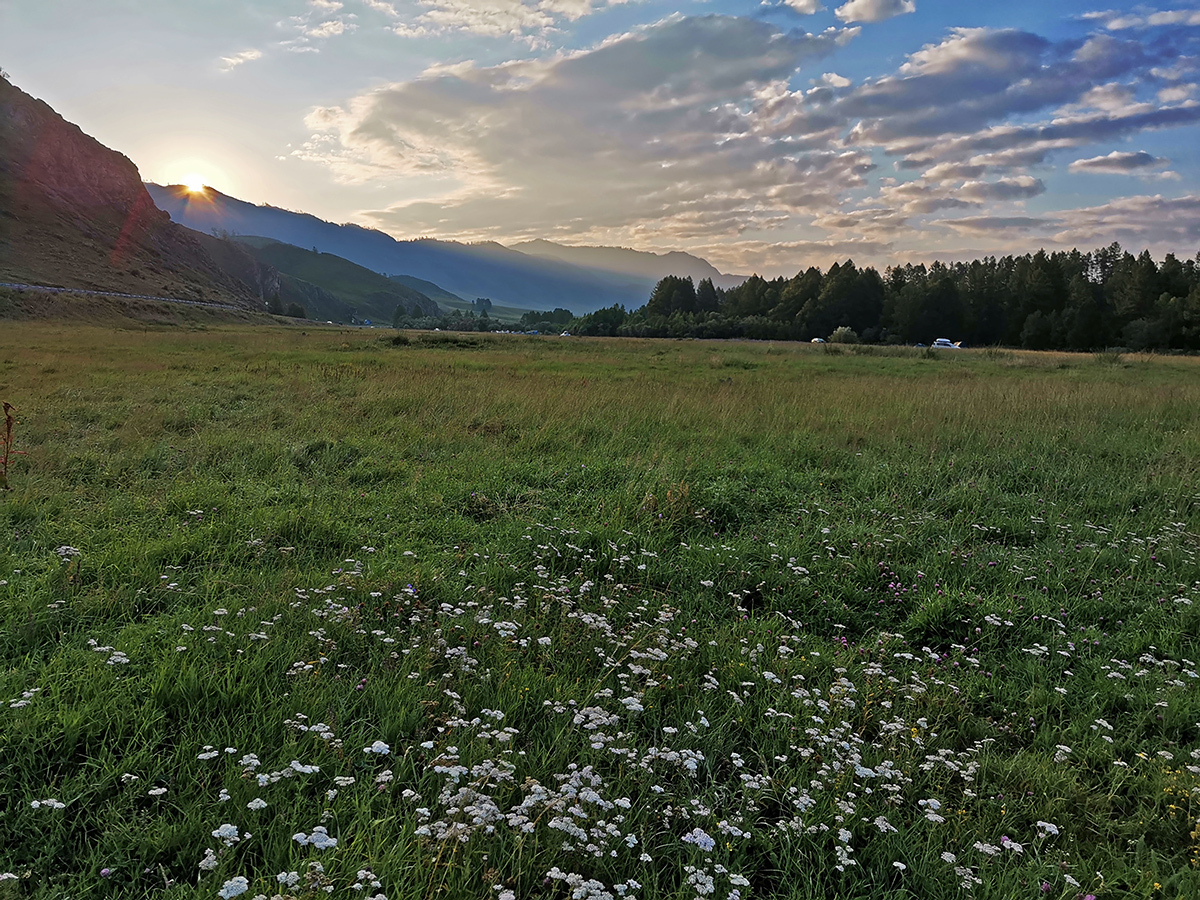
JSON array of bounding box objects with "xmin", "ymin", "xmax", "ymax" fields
[{"xmin": 0, "ymin": 75, "xmax": 259, "ymax": 305}]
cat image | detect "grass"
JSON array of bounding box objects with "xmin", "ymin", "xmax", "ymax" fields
[{"xmin": 1, "ymin": 324, "xmax": 1199, "ymax": 900}]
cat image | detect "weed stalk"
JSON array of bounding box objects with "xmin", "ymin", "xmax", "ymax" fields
[{"xmin": 1, "ymin": 401, "xmax": 14, "ymax": 490}]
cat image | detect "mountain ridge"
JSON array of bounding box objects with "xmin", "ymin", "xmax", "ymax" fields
[{"xmin": 146, "ymin": 184, "xmax": 745, "ymax": 314}]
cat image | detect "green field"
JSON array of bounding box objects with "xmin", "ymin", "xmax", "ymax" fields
[{"xmin": 1, "ymin": 324, "xmax": 1199, "ymax": 900}]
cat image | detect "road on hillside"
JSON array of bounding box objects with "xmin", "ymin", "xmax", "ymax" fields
[{"xmin": 0, "ymin": 281, "xmax": 244, "ymax": 312}]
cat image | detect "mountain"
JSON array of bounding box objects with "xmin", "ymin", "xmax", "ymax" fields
[
  {"xmin": 146, "ymin": 184, "xmax": 741, "ymax": 314},
  {"xmin": 189, "ymin": 233, "xmax": 349, "ymax": 320},
  {"xmin": 0, "ymin": 75, "xmax": 259, "ymax": 306},
  {"xmin": 389, "ymin": 274, "xmax": 465, "ymax": 308},
  {"xmin": 511, "ymin": 240, "xmax": 745, "ymax": 290},
  {"xmin": 233, "ymin": 236, "xmax": 440, "ymax": 322}
]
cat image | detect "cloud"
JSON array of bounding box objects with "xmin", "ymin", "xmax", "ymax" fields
[
  {"xmin": 218, "ymin": 49, "xmax": 263, "ymax": 72},
  {"xmin": 1095, "ymin": 8, "xmax": 1200, "ymax": 30},
  {"xmin": 297, "ymin": 16, "xmax": 1200, "ymax": 267},
  {"xmin": 784, "ymin": 0, "xmax": 824, "ymax": 13},
  {"xmin": 1050, "ymin": 193, "xmax": 1200, "ymax": 246},
  {"xmin": 388, "ymin": 0, "xmax": 630, "ymax": 38},
  {"xmin": 958, "ymin": 176, "xmax": 1046, "ymax": 202},
  {"xmin": 939, "ymin": 215, "xmax": 1051, "ymax": 236},
  {"xmin": 307, "ymin": 19, "xmax": 353, "ymax": 38},
  {"xmin": 834, "ymin": 0, "xmax": 915, "ymax": 24},
  {"xmin": 1069, "ymin": 150, "xmax": 1167, "ymax": 173},
  {"xmin": 303, "ymin": 15, "xmax": 861, "ymax": 244},
  {"xmin": 361, "ymin": 0, "xmax": 400, "ymax": 14}
]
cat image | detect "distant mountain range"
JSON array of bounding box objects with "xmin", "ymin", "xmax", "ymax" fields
[
  {"xmin": 1, "ymin": 72, "xmax": 745, "ymax": 321},
  {"xmin": 148, "ymin": 185, "xmax": 745, "ymax": 315}
]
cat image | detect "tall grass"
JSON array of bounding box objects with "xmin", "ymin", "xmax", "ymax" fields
[{"xmin": 1, "ymin": 324, "xmax": 1198, "ymax": 899}]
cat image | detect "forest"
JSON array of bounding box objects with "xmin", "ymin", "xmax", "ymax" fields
[{"xmin": 572, "ymin": 243, "xmax": 1200, "ymax": 350}]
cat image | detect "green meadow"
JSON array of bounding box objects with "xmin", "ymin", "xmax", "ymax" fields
[{"xmin": 1, "ymin": 322, "xmax": 1199, "ymax": 900}]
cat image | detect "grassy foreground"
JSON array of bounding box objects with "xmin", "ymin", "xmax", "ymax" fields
[{"xmin": 1, "ymin": 324, "xmax": 1199, "ymax": 900}]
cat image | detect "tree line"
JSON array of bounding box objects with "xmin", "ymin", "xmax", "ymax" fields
[{"xmin": 571, "ymin": 244, "xmax": 1200, "ymax": 351}]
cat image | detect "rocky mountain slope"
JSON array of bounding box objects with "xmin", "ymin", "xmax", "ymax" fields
[{"xmin": 0, "ymin": 75, "xmax": 260, "ymax": 306}]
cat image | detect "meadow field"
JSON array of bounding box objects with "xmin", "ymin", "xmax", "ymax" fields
[{"xmin": 1, "ymin": 322, "xmax": 1199, "ymax": 900}]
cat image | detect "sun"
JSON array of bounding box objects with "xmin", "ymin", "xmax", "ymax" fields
[{"xmin": 182, "ymin": 174, "xmax": 207, "ymax": 194}]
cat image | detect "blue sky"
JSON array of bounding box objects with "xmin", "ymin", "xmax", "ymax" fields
[{"xmin": 2, "ymin": 0, "xmax": 1199, "ymax": 274}]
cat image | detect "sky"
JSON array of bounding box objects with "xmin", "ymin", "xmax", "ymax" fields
[{"xmin": 2, "ymin": 0, "xmax": 1199, "ymax": 276}]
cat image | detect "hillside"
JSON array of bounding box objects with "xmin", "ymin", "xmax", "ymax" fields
[
  {"xmin": 233, "ymin": 237, "xmax": 439, "ymax": 323},
  {"xmin": 146, "ymin": 184, "xmax": 729, "ymax": 314},
  {"xmin": 0, "ymin": 76, "xmax": 259, "ymax": 306}
]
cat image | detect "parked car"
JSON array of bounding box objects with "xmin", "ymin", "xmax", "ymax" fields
[
  {"xmin": 811, "ymin": 337, "xmax": 826, "ymax": 343},
  {"xmin": 932, "ymin": 338, "xmax": 958, "ymax": 348}
]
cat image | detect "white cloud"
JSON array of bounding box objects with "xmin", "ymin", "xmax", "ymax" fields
[
  {"xmin": 1068, "ymin": 150, "xmax": 1178, "ymax": 181},
  {"xmin": 1159, "ymin": 83, "xmax": 1196, "ymax": 103},
  {"xmin": 361, "ymin": 0, "xmax": 400, "ymax": 15},
  {"xmin": 1050, "ymin": 193, "xmax": 1200, "ymax": 247},
  {"xmin": 303, "ymin": 16, "xmax": 859, "ymax": 241},
  {"xmin": 307, "ymin": 19, "xmax": 353, "ymax": 38},
  {"xmin": 396, "ymin": 0, "xmax": 630, "ymax": 38},
  {"xmin": 1099, "ymin": 8, "xmax": 1200, "ymax": 30},
  {"xmin": 295, "ymin": 16, "xmax": 1200, "ymax": 266},
  {"xmin": 218, "ymin": 49, "xmax": 263, "ymax": 72},
  {"xmin": 834, "ymin": 0, "xmax": 915, "ymax": 24},
  {"xmin": 784, "ymin": 0, "xmax": 824, "ymax": 13}
]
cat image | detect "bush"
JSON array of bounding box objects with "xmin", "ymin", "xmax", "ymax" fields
[{"xmin": 829, "ymin": 326, "xmax": 860, "ymax": 344}]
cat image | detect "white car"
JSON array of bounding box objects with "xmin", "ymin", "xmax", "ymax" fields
[{"xmin": 932, "ymin": 338, "xmax": 958, "ymax": 348}]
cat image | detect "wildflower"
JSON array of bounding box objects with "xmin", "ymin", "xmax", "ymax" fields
[
  {"xmin": 247, "ymin": 798, "xmax": 267, "ymax": 810},
  {"xmin": 218, "ymin": 876, "xmax": 249, "ymax": 898},
  {"xmin": 148, "ymin": 787, "xmax": 167, "ymax": 797},
  {"xmin": 1000, "ymin": 835, "xmax": 1024, "ymax": 854},
  {"xmin": 293, "ymin": 826, "xmax": 337, "ymax": 850},
  {"xmin": 682, "ymin": 827, "xmax": 716, "ymax": 852},
  {"xmin": 199, "ymin": 849, "xmax": 219, "ymax": 871},
  {"xmin": 212, "ymin": 824, "xmax": 242, "ymax": 847},
  {"xmin": 277, "ymin": 872, "xmax": 300, "ymax": 887},
  {"xmin": 364, "ymin": 741, "xmax": 390, "ymax": 755}
]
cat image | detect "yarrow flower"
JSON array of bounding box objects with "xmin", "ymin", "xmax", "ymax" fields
[
  {"xmin": 364, "ymin": 741, "xmax": 390, "ymax": 755},
  {"xmin": 293, "ymin": 826, "xmax": 337, "ymax": 850},
  {"xmin": 217, "ymin": 875, "xmax": 249, "ymax": 898},
  {"xmin": 682, "ymin": 827, "xmax": 716, "ymax": 852},
  {"xmin": 212, "ymin": 824, "xmax": 242, "ymax": 847}
]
